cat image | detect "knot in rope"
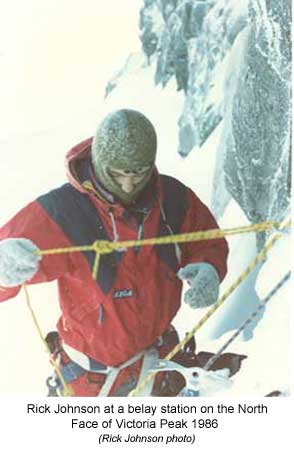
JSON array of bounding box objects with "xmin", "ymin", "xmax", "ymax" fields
[
  {"xmin": 91, "ymin": 240, "xmax": 122, "ymax": 280},
  {"xmin": 92, "ymin": 240, "xmax": 115, "ymax": 254}
]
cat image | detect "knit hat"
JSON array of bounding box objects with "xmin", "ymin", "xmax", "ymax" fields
[{"xmin": 91, "ymin": 109, "xmax": 157, "ymax": 204}]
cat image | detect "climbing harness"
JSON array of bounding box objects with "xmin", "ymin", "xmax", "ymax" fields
[
  {"xmin": 44, "ymin": 326, "xmax": 179, "ymax": 396},
  {"xmin": 22, "ymin": 217, "xmax": 290, "ymax": 396}
]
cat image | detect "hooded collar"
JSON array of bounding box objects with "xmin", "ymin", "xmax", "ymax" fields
[{"xmin": 66, "ymin": 137, "xmax": 159, "ymax": 216}]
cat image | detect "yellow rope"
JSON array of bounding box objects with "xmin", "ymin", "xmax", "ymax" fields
[
  {"xmin": 23, "ymin": 284, "xmax": 74, "ymax": 397},
  {"xmin": 22, "ymin": 218, "xmax": 290, "ymax": 397},
  {"xmin": 37, "ymin": 220, "xmax": 289, "ymax": 280},
  {"xmin": 128, "ymin": 217, "xmax": 291, "ymax": 396}
]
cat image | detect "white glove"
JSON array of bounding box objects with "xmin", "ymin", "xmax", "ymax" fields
[
  {"xmin": 0, "ymin": 238, "xmax": 41, "ymax": 287},
  {"xmin": 178, "ymin": 262, "xmax": 220, "ymax": 308}
]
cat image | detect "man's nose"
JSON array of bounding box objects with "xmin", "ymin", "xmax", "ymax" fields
[{"xmin": 120, "ymin": 178, "xmax": 136, "ymax": 193}]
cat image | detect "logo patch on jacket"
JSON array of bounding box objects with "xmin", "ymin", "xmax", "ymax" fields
[{"xmin": 113, "ymin": 289, "xmax": 134, "ymax": 300}]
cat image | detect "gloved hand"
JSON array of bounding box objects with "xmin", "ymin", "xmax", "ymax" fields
[
  {"xmin": 0, "ymin": 238, "xmax": 41, "ymax": 287},
  {"xmin": 177, "ymin": 262, "xmax": 220, "ymax": 308}
]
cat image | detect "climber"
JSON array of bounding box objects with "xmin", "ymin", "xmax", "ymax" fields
[{"xmin": 0, "ymin": 109, "xmax": 229, "ymax": 396}]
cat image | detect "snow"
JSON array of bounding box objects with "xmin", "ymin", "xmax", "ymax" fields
[{"xmin": 0, "ymin": 1, "xmax": 292, "ymax": 397}]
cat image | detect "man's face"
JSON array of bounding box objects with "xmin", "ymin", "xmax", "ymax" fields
[
  {"xmin": 108, "ymin": 166, "xmax": 152, "ymax": 194},
  {"xmin": 91, "ymin": 110, "xmax": 157, "ymax": 204}
]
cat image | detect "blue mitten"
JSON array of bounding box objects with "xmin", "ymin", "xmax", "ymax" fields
[
  {"xmin": 0, "ymin": 238, "xmax": 41, "ymax": 287},
  {"xmin": 178, "ymin": 262, "xmax": 220, "ymax": 308}
]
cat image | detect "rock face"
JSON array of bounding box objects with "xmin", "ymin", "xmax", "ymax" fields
[
  {"xmin": 138, "ymin": 0, "xmax": 291, "ymax": 234},
  {"xmin": 139, "ymin": 0, "xmax": 248, "ymax": 155},
  {"xmin": 221, "ymin": 0, "xmax": 291, "ymax": 235}
]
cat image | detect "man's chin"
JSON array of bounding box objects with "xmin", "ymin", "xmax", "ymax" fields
[{"xmin": 116, "ymin": 191, "xmax": 140, "ymax": 206}]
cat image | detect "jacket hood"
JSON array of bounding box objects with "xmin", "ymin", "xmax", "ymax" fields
[{"xmin": 66, "ymin": 137, "xmax": 94, "ymax": 194}]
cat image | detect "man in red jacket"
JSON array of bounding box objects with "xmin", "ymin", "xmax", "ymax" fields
[{"xmin": 0, "ymin": 109, "xmax": 228, "ymax": 396}]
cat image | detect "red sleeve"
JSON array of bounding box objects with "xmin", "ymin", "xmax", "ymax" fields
[
  {"xmin": 0, "ymin": 200, "xmax": 74, "ymax": 301},
  {"xmin": 180, "ymin": 188, "xmax": 229, "ymax": 281}
]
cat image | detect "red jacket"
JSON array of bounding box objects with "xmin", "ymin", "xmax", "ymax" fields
[{"xmin": 0, "ymin": 138, "xmax": 229, "ymax": 367}]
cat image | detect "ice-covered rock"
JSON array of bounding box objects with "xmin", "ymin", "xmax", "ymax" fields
[
  {"xmin": 139, "ymin": 0, "xmax": 248, "ymax": 155},
  {"xmin": 139, "ymin": 0, "xmax": 165, "ymax": 64},
  {"xmin": 137, "ymin": 0, "xmax": 290, "ymax": 233},
  {"xmin": 219, "ymin": 0, "xmax": 291, "ymax": 244},
  {"xmin": 178, "ymin": 0, "xmax": 248, "ymax": 155}
]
